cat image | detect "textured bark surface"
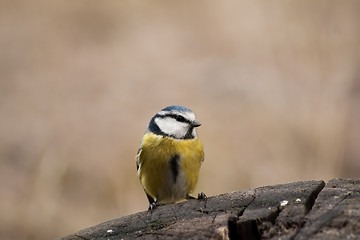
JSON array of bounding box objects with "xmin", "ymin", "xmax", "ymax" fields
[{"xmin": 60, "ymin": 178, "xmax": 360, "ymax": 240}]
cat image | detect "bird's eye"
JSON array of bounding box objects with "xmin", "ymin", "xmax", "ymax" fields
[{"xmin": 175, "ymin": 115, "xmax": 186, "ymax": 122}]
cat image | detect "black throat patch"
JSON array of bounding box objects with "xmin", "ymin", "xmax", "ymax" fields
[{"xmin": 169, "ymin": 154, "xmax": 180, "ymax": 183}]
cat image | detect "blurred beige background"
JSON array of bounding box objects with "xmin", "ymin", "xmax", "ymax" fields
[{"xmin": 1, "ymin": 1, "xmax": 360, "ymax": 239}]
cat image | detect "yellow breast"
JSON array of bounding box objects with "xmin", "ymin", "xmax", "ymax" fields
[{"xmin": 137, "ymin": 132, "xmax": 204, "ymax": 203}]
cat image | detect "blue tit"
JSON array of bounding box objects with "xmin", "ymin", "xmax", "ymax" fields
[{"xmin": 136, "ymin": 105, "xmax": 205, "ymax": 210}]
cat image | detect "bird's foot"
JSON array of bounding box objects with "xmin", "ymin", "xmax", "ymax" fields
[
  {"xmin": 197, "ymin": 192, "xmax": 207, "ymax": 200},
  {"xmin": 185, "ymin": 192, "xmax": 207, "ymax": 200},
  {"xmin": 148, "ymin": 202, "xmax": 157, "ymax": 211}
]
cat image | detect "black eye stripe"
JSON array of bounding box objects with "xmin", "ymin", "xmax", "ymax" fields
[{"xmin": 159, "ymin": 114, "xmax": 190, "ymax": 123}]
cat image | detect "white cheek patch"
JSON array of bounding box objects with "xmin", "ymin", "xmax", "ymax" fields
[
  {"xmin": 192, "ymin": 128, "xmax": 197, "ymax": 138},
  {"xmin": 155, "ymin": 117, "xmax": 189, "ymax": 139}
]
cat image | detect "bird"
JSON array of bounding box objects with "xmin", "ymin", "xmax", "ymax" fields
[{"xmin": 136, "ymin": 105, "xmax": 206, "ymax": 210}]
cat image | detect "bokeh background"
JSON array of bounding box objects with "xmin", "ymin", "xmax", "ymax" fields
[{"xmin": 1, "ymin": 1, "xmax": 360, "ymax": 239}]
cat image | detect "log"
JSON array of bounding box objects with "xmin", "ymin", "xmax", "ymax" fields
[{"xmin": 59, "ymin": 178, "xmax": 360, "ymax": 240}]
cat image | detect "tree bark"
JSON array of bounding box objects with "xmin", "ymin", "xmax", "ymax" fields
[{"xmin": 59, "ymin": 178, "xmax": 360, "ymax": 240}]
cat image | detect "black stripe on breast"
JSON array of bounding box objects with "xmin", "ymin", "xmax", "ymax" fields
[{"xmin": 170, "ymin": 154, "xmax": 180, "ymax": 183}]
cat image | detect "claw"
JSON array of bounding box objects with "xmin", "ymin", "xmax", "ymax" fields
[
  {"xmin": 197, "ymin": 192, "xmax": 207, "ymax": 200},
  {"xmin": 148, "ymin": 202, "xmax": 157, "ymax": 211}
]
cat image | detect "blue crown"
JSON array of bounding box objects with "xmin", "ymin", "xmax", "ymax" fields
[{"xmin": 161, "ymin": 105, "xmax": 192, "ymax": 112}]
